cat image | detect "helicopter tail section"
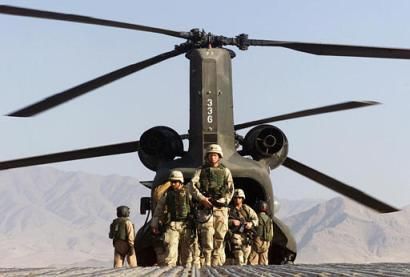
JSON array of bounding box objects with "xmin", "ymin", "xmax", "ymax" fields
[{"xmin": 270, "ymin": 216, "xmax": 297, "ymax": 264}]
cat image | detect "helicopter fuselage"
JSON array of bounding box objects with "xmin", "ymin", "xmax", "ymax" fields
[{"xmin": 137, "ymin": 48, "xmax": 296, "ymax": 265}]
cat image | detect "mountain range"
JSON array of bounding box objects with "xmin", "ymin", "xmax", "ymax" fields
[
  {"xmin": 0, "ymin": 167, "xmax": 408, "ymax": 266},
  {"xmin": 0, "ymin": 167, "xmax": 148, "ymax": 267},
  {"xmin": 284, "ymin": 197, "xmax": 410, "ymax": 263}
]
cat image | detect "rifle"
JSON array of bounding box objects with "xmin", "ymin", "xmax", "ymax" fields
[
  {"xmin": 200, "ymin": 192, "xmax": 227, "ymax": 208},
  {"xmin": 210, "ymin": 198, "xmax": 227, "ymax": 208},
  {"xmin": 229, "ymin": 208, "xmax": 256, "ymax": 245},
  {"xmin": 186, "ymin": 213, "xmax": 197, "ymax": 239}
]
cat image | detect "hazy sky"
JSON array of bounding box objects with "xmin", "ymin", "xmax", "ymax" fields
[{"xmin": 0, "ymin": 0, "xmax": 409, "ymax": 208}]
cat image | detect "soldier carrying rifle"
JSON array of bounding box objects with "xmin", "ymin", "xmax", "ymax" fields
[
  {"xmin": 188, "ymin": 144, "xmax": 234, "ymax": 267},
  {"xmin": 228, "ymin": 189, "xmax": 258, "ymax": 265}
]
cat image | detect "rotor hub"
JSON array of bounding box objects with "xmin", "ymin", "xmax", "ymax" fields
[{"xmin": 175, "ymin": 29, "xmax": 249, "ymax": 52}]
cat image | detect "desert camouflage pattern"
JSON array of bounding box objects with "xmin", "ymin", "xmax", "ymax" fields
[
  {"xmin": 163, "ymin": 221, "xmax": 197, "ymax": 266},
  {"xmin": 188, "ymin": 166, "xmax": 234, "ymax": 266},
  {"xmin": 151, "ymin": 187, "xmax": 196, "ymax": 266},
  {"xmin": 228, "ymin": 204, "xmax": 258, "ymax": 265},
  {"xmin": 248, "ymin": 237, "xmax": 271, "ymax": 265}
]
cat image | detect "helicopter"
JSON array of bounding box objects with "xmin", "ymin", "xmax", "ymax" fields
[{"xmin": 0, "ymin": 5, "xmax": 407, "ymax": 265}]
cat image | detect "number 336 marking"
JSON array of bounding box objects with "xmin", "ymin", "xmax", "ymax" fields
[{"xmin": 207, "ymin": 99, "xmax": 213, "ymax": 123}]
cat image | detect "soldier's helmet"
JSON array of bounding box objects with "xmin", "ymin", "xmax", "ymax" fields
[
  {"xmin": 205, "ymin": 144, "xmax": 223, "ymax": 158},
  {"xmin": 233, "ymin": 188, "xmax": 246, "ymax": 199},
  {"xmin": 169, "ymin": 170, "xmax": 184, "ymax": 183},
  {"xmin": 117, "ymin": 205, "xmax": 130, "ymax": 217},
  {"xmin": 257, "ymin": 201, "xmax": 269, "ymax": 213}
]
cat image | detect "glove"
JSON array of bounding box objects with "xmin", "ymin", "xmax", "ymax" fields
[{"xmin": 128, "ymin": 245, "xmax": 135, "ymax": 256}]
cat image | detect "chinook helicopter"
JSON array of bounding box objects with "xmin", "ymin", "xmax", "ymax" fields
[{"xmin": 0, "ymin": 5, "xmax": 406, "ymax": 265}]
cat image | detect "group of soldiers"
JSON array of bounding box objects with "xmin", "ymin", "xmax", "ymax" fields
[{"xmin": 109, "ymin": 144, "xmax": 274, "ymax": 268}]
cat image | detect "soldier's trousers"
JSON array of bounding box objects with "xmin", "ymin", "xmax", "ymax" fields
[
  {"xmin": 198, "ymin": 207, "xmax": 228, "ymax": 267},
  {"xmin": 186, "ymin": 236, "xmax": 201, "ymax": 267},
  {"xmin": 163, "ymin": 221, "xmax": 195, "ymax": 266},
  {"xmin": 230, "ymin": 233, "xmax": 251, "ymax": 265},
  {"xmin": 113, "ymin": 240, "xmax": 137, "ymax": 268},
  {"xmin": 248, "ymin": 237, "xmax": 270, "ymax": 265}
]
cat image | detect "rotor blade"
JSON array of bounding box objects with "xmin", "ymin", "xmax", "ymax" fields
[
  {"xmin": 0, "ymin": 141, "xmax": 139, "ymax": 170},
  {"xmin": 0, "ymin": 5, "xmax": 189, "ymax": 39},
  {"xmin": 7, "ymin": 48, "xmax": 187, "ymax": 117},
  {"xmin": 248, "ymin": 39, "xmax": 410, "ymax": 59},
  {"xmin": 282, "ymin": 157, "xmax": 399, "ymax": 213},
  {"xmin": 234, "ymin": 101, "xmax": 379, "ymax": 130}
]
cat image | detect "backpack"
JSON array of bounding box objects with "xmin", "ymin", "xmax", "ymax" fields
[
  {"xmin": 256, "ymin": 212, "xmax": 273, "ymax": 241},
  {"xmin": 109, "ymin": 217, "xmax": 130, "ymax": 240}
]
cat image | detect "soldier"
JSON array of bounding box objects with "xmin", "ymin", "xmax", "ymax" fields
[
  {"xmin": 188, "ymin": 144, "xmax": 234, "ymax": 267},
  {"xmin": 151, "ymin": 170, "xmax": 198, "ymax": 267},
  {"xmin": 248, "ymin": 201, "xmax": 274, "ymax": 265},
  {"xmin": 228, "ymin": 189, "xmax": 258, "ymax": 265},
  {"xmin": 109, "ymin": 206, "xmax": 137, "ymax": 268}
]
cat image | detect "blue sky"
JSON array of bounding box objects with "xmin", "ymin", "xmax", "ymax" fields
[{"xmin": 0, "ymin": 0, "xmax": 409, "ymax": 207}]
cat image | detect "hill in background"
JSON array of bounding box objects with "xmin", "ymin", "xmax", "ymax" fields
[
  {"xmin": 0, "ymin": 167, "xmax": 149, "ymax": 267},
  {"xmin": 284, "ymin": 197, "xmax": 410, "ymax": 263},
  {"xmin": 0, "ymin": 167, "xmax": 408, "ymax": 266}
]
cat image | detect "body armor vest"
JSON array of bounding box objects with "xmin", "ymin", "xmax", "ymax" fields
[
  {"xmin": 109, "ymin": 217, "xmax": 131, "ymax": 241},
  {"xmin": 229, "ymin": 205, "xmax": 251, "ymax": 221},
  {"xmin": 166, "ymin": 189, "xmax": 190, "ymax": 221},
  {"xmin": 256, "ymin": 212, "xmax": 273, "ymax": 241},
  {"xmin": 229, "ymin": 204, "xmax": 253, "ymax": 235},
  {"xmin": 199, "ymin": 164, "xmax": 227, "ymax": 199}
]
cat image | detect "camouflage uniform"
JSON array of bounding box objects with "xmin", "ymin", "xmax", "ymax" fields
[
  {"xmin": 188, "ymin": 164, "xmax": 234, "ymax": 267},
  {"xmin": 248, "ymin": 211, "xmax": 274, "ymax": 265},
  {"xmin": 186, "ymin": 237, "xmax": 201, "ymax": 267},
  {"xmin": 109, "ymin": 207, "xmax": 137, "ymax": 268},
  {"xmin": 228, "ymin": 202, "xmax": 258, "ymax": 265},
  {"xmin": 151, "ymin": 186, "xmax": 197, "ymax": 266}
]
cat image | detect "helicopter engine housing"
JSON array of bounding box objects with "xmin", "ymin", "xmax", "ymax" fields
[
  {"xmin": 138, "ymin": 126, "xmax": 183, "ymax": 171},
  {"xmin": 243, "ymin": 124, "xmax": 288, "ymax": 169}
]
